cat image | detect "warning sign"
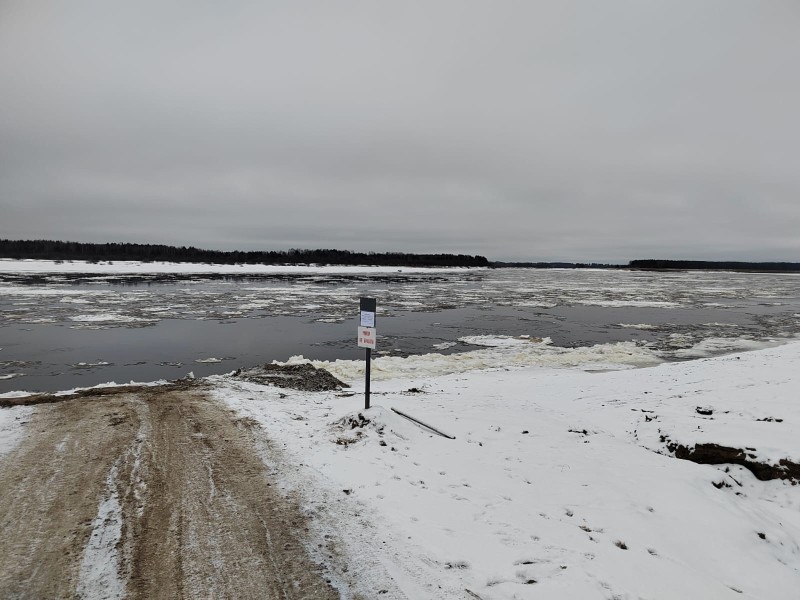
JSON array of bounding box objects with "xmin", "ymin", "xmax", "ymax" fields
[{"xmin": 357, "ymin": 326, "xmax": 377, "ymax": 349}]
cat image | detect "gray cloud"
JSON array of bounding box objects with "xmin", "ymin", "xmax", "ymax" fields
[{"xmin": 1, "ymin": 0, "xmax": 799, "ymax": 261}]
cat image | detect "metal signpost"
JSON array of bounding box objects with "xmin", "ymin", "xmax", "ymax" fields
[{"xmin": 358, "ymin": 297, "xmax": 377, "ymax": 409}]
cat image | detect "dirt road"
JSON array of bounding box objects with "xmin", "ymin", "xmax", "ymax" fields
[{"xmin": 0, "ymin": 385, "xmax": 340, "ymax": 599}]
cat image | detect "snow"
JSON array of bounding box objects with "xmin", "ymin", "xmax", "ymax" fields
[
  {"xmin": 0, "ymin": 258, "xmax": 476, "ymax": 275},
  {"xmin": 213, "ymin": 342, "xmax": 800, "ymax": 599},
  {"xmin": 76, "ymin": 405, "xmax": 150, "ymax": 599},
  {"xmin": 76, "ymin": 463, "xmax": 125, "ymax": 600},
  {"xmin": 0, "ymin": 405, "xmax": 32, "ymax": 455}
]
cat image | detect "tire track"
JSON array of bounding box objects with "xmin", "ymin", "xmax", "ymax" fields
[
  {"xmin": 0, "ymin": 386, "xmax": 340, "ymax": 599},
  {"xmin": 0, "ymin": 396, "xmax": 140, "ymax": 599}
]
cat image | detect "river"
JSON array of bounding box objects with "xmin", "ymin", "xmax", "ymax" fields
[{"xmin": 2, "ymin": 266, "xmax": 800, "ymax": 393}]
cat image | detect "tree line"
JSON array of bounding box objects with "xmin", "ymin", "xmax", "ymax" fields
[
  {"xmin": 492, "ymin": 259, "xmax": 800, "ymax": 272},
  {"xmin": 3, "ymin": 240, "xmax": 796, "ymax": 271},
  {"xmin": 0, "ymin": 239, "xmax": 489, "ymax": 268},
  {"xmin": 628, "ymin": 259, "xmax": 800, "ymax": 272},
  {"xmin": 489, "ymin": 261, "xmax": 619, "ymax": 269}
]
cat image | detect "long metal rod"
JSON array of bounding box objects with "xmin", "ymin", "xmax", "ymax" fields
[
  {"xmin": 391, "ymin": 407, "xmax": 455, "ymax": 439},
  {"xmin": 365, "ymin": 347, "xmax": 371, "ymax": 409}
]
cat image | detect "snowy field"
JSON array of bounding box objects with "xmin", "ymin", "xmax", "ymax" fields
[{"xmin": 213, "ymin": 342, "xmax": 800, "ymax": 599}]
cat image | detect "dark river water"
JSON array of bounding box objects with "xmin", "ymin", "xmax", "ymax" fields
[{"xmin": 2, "ymin": 268, "xmax": 800, "ymax": 393}]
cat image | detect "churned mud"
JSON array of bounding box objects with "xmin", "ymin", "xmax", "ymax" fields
[{"xmin": 0, "ymin": 385, "xmax": 339, "ymax": 599}]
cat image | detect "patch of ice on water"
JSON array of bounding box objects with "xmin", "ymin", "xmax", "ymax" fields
[
  {"xmin": 618, "ymin": 323, "xmax": 659, "ymax": 330},
  {"xmin": 459, "ymin": 335, "xmax": 552, "ymax": 348},
  {"xmin": 69, "ymin": 313, "xmax": 144, "ymax": 323},
  {"xmin": 0, "ymin": 373, "xmax": 25, "ymax": 380},
  {"xmin": 432, "ymin": 342, "xmax": 457, "ymax": 350},
  {"xmin": 581, "ymin": 299, "xmax": 680, "ymax": 308},
  {"xmin": 0, "ymin": 286, "xmax": 113, "ymax": 298},
  {"xmin": 71, "ymin": 361, "xmax": 112, "ymax": 369},
  {"xmin": 515, "ymin": 301, "xmax": 558, "ymax": 308}
]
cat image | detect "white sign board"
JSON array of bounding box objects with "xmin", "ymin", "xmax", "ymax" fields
[
  {"xmin": 358, "ymin": 326, "xmax": 377, "ymax": 349},
  {"xmin": 360, "ymin": 311, "xmax": 376, "ymax": 328}
]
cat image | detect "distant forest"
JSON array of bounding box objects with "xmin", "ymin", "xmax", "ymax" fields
[
  {"xmin": 2, "ymin": 240, "xmax": 798, "ymax": 272},
  {"xmin": 490, "ymin": 261, "xmax": 619, "ymax": 269},
  {"xmin": 492, "ymin": 260, "xmax": 800, "ymax": 272},
  {"xmin": 628, "ymin": 259, "xmax": 800, "ymax": 272},
  {"xmin": 0, "ymin": 239, "xmax": 489, "ymax": 268}
]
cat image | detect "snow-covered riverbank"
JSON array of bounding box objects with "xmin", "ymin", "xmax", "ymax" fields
[
  {"xmin": 215, "ymin": 342, "xmax": 800, "ymax": 599},
  {"xmin": 0, "ymin": 258, "xmax": 474, "ymax": 275}
]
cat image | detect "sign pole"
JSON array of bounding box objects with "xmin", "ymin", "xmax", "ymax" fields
[
  {"xmin": 358, "ymin": 297, "xmax": 377, "ymax": 411},
  {"xmin": 365, "ymin": 347, "xmax": 371, "ymax": 409}
]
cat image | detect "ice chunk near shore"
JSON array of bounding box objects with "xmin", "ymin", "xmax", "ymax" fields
[
  {"xmin": 672, "ymin": 336, "xmax": 783, "ymax": 358},
  {"xmin": 280, "ymin": 338, "xmax": 662, "ymax": 383}
]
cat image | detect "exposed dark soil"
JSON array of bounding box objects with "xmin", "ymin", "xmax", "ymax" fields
[
  {"xmin": 234, "ymin": 363, "xmax": 348, "ymax": 392},
  {"xmin": 666, "ymin": 440, "xmax": 800, "ymax": 483}
]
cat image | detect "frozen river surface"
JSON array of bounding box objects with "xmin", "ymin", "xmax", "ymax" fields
[{"xmin": 2, "ymin": 265, "xmax": 800, "ymax": 392}]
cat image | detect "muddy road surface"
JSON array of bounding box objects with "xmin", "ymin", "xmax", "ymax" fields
[{"xmin": 0, "ymin": 385, "xmax": 340, "ymax": 599}]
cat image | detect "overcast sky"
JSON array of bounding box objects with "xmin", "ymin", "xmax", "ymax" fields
[{"xmin": 1, "ymin": 1, "xmax": 798, "ymax": 262}]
